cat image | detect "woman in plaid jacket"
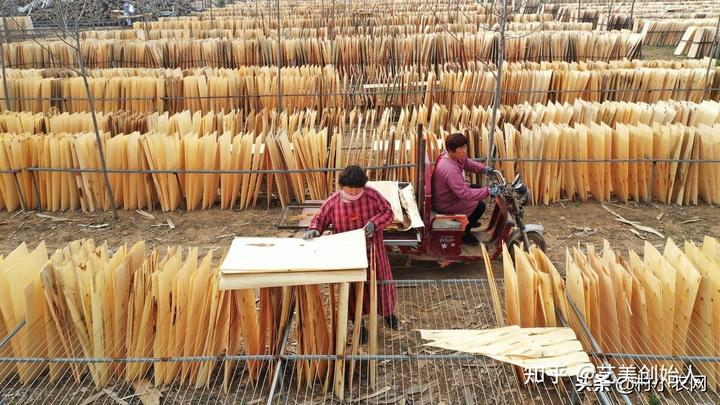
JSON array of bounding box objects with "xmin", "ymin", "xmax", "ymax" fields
[{"xmin": 305, "ymin": 165, "xmax": 399, "ymax": 338}]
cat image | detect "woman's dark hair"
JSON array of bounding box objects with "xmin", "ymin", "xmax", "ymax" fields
[
  {"xmin": 445, "ymin": 133, "xmax": 468, "ymax": 152},
  {"xmin": 339, "ymin": 165, "xmax": 368, "ymax": 188}
]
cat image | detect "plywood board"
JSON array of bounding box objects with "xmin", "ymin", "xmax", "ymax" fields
[
  {"xmin": 220, "ymin": 229, "xmax": 367, "ymax": 274},
  {"xmin": 219, "ymin": 269, "xmax": 366, "ymax": 290}
]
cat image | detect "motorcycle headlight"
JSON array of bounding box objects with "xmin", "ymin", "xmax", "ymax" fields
[{"xmin": 512, "ymin": 176, "xmax": 530, "ymax": 205}]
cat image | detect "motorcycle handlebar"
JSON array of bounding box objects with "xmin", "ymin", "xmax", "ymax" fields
[{"xmin": 489, "ymin": 169, "xmax": 507, "ymax": 186}]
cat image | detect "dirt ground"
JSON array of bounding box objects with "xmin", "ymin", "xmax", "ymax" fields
[
  {"xmin": 1, "ymin": 201, "xmax": 717, "ymax": 278},
  {"xmin": 641, "ymin": 45, "xmax": 684, "ymax": 61}
]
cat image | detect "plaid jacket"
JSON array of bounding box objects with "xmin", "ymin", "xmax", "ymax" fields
[{"xmin": 309, "ymin": 186, "xmax": 397, "ymax": 315}]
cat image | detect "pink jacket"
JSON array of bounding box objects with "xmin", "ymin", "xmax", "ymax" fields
[{"xmin": 431, "ymin": 151, "xmax": 489, "ymax": 216}]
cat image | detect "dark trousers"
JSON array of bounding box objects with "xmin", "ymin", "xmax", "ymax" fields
[{"xmin": 465, "ymin": 200, "xmax": 486, "ymax": 233}]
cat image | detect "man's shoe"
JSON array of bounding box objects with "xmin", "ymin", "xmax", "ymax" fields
[
  {"xmin": 462, "ymin": 233, "xmax": 480, "ymax": 246},
  {"xmin": 384, "ymin": 314, "xmax": 399, "ymax": 330}
]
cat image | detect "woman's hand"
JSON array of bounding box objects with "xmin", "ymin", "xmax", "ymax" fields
[
  {"xmin": 363, "ymin": 221, "xmax": 375, "ymax": 238},
  {"xmin": 303, "ymin": 229, "xmax": 320, "ymax": 240}
]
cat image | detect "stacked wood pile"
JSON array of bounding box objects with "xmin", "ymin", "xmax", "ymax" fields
[
  {"xmin": 500, "ymin": 235, "xmax": 720, "ymax": 390},
  {"xmin": 0, "ymin": 236, "xmax": 358, "ymax": 393},
  {"xmin": 0, "ymin": 31, "xmax": 644, "ymax": 71},
  {"xmin": 675, "ymin": 27, "xmax": 720, "ymax": 59}
]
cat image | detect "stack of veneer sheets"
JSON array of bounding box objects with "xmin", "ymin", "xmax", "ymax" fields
[
  {"xmin": 675, "ymin": 26, "xmax": 719, "ymax": 58},
  {"xmin": 635, "ymin": 18, "xmax": 717, "ymax": 46},
  {"xmin": 218, "ymin": 229, "xmax": 368, "ymax": 290},
  {"xmin": 499, "ymin": 235, "xmax": 720, "ymax": 390},
  {"xmin": 218, "ymin": 229, "xmax": 373, "ymax": 398},
  {"xmin": 420, "ymin": 326, "xmax": 593, "ymax": 377}
]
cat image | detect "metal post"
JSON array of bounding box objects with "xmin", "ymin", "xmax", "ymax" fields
[
  {"xmin": 0, "ymin": 319, "xmax": 25, "ymax": 350},
  {"xmin": 0, "ymin": 14, "xmax": 11, "ymax": 111},
  {"xmin": 606, "ymin": 0, "xmax": 614, "ymax": 31},
  {"xmin": 11, "ymin": 173, "xmax": 26, "ymax": 212},
  {"xmin": 629, "ymin": 0, "xmax": 636, "ymax": 28},
  {"xmin": 30, "ymin": 172, "xmax": 41, "ymax": 210},
  {"xmin": 576, "ymin": 0, "xmax": 580, "ymax": 23},
  {"xmin": 647, "ymin": 160, "xmax": 656, "ymax": 202},
  {"xmin": 702, "ymin": 16, "xmax": 720, "ymax": 100},
  {"xmin": 415, "ymin": 124, "xmax": 423, "ymax": 205},
  {"xmin": 276, "ymin": 0, "xmax": 282, "ymax": 117},
  {"xmin": 266, "ymin": 288, "xmax": 296, "ymax": 405},
  {"xmin": 487, "ymin": 0, "xmax": 507, "ymax": 168}
]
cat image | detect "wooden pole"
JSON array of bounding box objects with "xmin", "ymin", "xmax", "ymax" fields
[
  {"xmin": 629, "ymin": 0, "xmax": 636, "ymax": 27},
  {"xmin": 487, "ymin": 0, "xmax": 507, "ymax": 168},
  {"xmin": 332, "ymin": 282, "xmax": 350, "ymax": 400}
]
